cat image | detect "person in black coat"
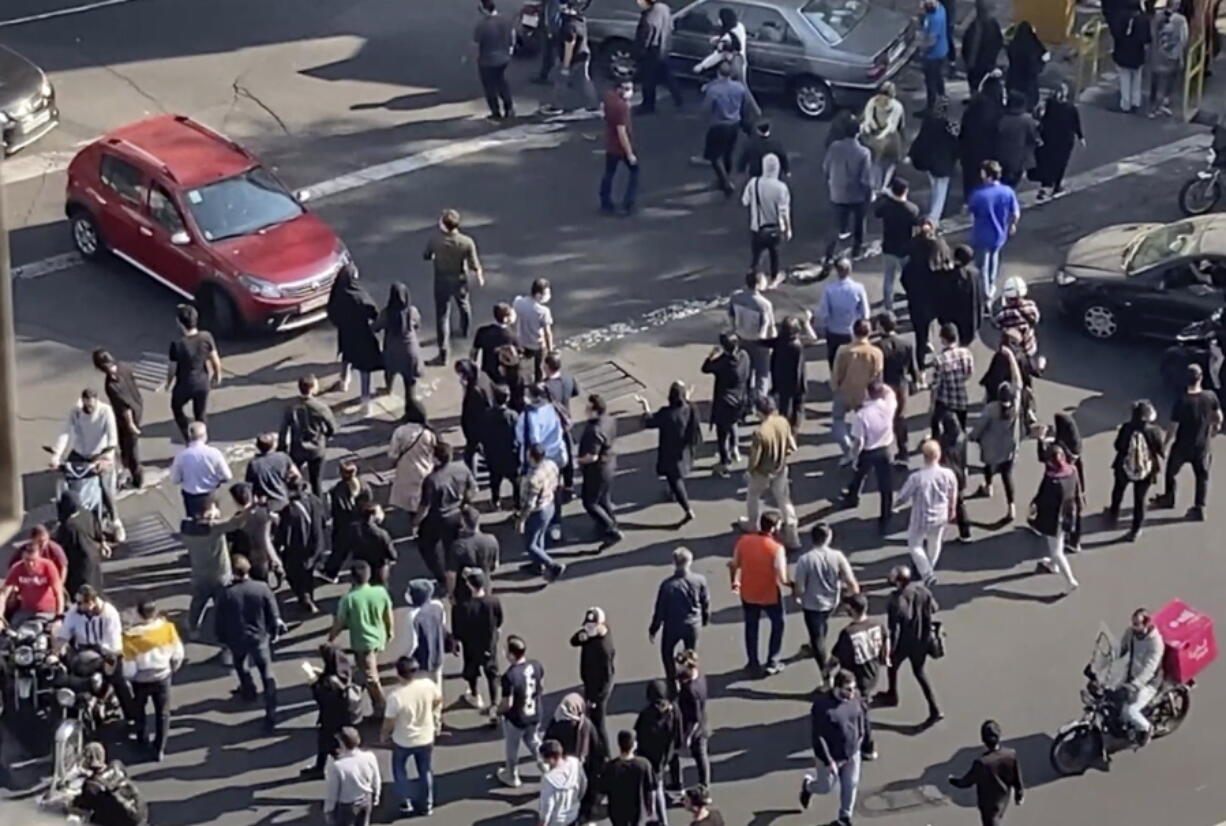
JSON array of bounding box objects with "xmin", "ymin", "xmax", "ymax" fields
[
  {"xmin": 302, "ymin": 643, "xmax": 355, "ymax": 778},
  {"xmin": 1108, "ymin": 399, "xmax": 1166, "ymax": 541},
  {"xmin": 875, "ymin": 565, "xmax": 941, "ymax": 721},
  {"xmin": 1112, "ymin": 5, "xmax": 1151, "ymax": 113},
  {"xmin": 1041, "ymin": 411, "xmax": 1086, "ymax": 550},
  {"xmin": 374, "ymin": 282, "xmax": 426, "ymax": 424},
  {"xmin": 456, "ymin": 359, "xmax": 494, "ymax": 471},
  {"xmin": 907, "ymin": 97, "xmax": 960, "ymax": 225},
  {"xmin": 933, "ymin": 408, "xmax": 972, "ymax": 540},
  {"xmin": 636, "ymin": 382, "xmax": 702, "ymax": 523},
  {"xmin": 995, "ymin": 90, "xmax": 1040, "ymax": 188},
  {"xmin": 900, "ymin": 221, "xmax": 954, "ymax": 366},
  {"xmin": 326, "ymin": 264, "xmax": 382, "ymax": 409},
  {"xmin": 1005, "ymin": 21, "xmax": 1047, "ymax": 111},
  {"xmin": 948, "ymin": 719, "xmax": 1025, "ymax": 826},
  {"xmin": 701, "ymin": 333, "xmax": 751, "ymax": 475},
  {"xmin": 934, "ymin": 245, "xmax": 982, "ymax": 346},
  {"xmin": 961, "ymin": 0, "xmax": 1004, "ymax": 92},
  {"xmin": 570, "ymin": 607, "xmax": 616, "ymax": 754},
  {"xmin": 1030, "ymin": 444, "xmax": 1081, "ymax": 592},
  {"xmin": 276, "ymin": 478, "xmax": 327, "ymax": 615},
  {"xmin": 767, "ymin": 316, "xmax": 807, "ymax": 429},
  {"xmin": 482, "ymin": 384, "xmax": 521, "ymax": 510},
  {"xmin": 1033, "ymin": 83, "xmax": 1084, "ymax": 199},
  {"xmin": 960, "ymin": 73, "xmax": 1005, "ymax": 201},
  {"xmin": 56, "ymin": 490, "xmax": 107, "ymax": 598},
  {"xmin": 345, "ymin": 501, "xmax": 397, "ymax": 585},
  {"xmin": 322, "ymin": 461, "xmax": 372, "ymax": 580},
  {"xmin": 544, "ymin": 691, "xmax": 607, "ymax": 824},
  {"xmin": 737, "ymin": 119, "xmax": 790, "ymax": 178},
  {"xmin": 633, "ymin": 679, "xmax": 683, "ymax": 819}
]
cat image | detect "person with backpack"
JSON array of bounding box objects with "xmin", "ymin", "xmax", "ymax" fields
[
  {"xmin": 303, "ymin": 643, "xmax": 364, "ymax": 779},
  {"xmin": 72, "ymin": 741, "xmax": 148, "ymax": 826},
  {"xmin": 277, "ymin": 374, "xmax": 338, "ymax": 496},
  {"xmin": 1108, "ymin": 400, "xmax": 1166, "ymax": 541}
]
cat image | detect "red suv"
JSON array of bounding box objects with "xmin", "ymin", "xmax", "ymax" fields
[{"xmin": 65, "ymin": 115, "xmax": 347, "ymax": 335}]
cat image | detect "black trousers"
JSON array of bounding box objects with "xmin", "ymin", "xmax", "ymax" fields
[
  {"xmin": 461, "ymin": 647, "xmax": 500, "ymax": 704},
  {"xmin": 845, "ymin": 446, "xmax": 894, "ymax": 526},
  {"xmin": 660, "ymin": 624, "xmax": 699, "ymax": 694},
  {"xmin": 478, "ymin": 63, "xmax": 514, "ymax": 117},
  {"xmin": 774, "ymin": 390, "xmax": 805, "ymax": 428},
  {"xmin": 1110, "ymin": 470, "xmax": 1152, "ymax": 533},
  {"xmin": 824, "ymin": 201, "xmax": 866, "ymax": 260},
  {"xmin": 886, "ymin": 649, "xmax": 940, "ymax": 716},
  {"xmin": 418, "ymin": 513, "xmax": 462, "ymax": 587},
  {"xmin": 171, "ymin": 385, "xmax": 209, "ymax": 441},
  {"xmin": 912, "ymin": 306, "xmax": 935, "ymax": 366},
  {"xmin": 536, "ymin": 28, "xmax": 557, "ymax": 80},
  {"xmin": 296, "ymin": 455, "xmax": 324, "ymax": 497},
  {"xmin": 826, "ymin": 331, "xmax": 852, "ymax": 372},
  {"xmin": 663, "ymin": 471, "xmax": 691, "ymax": 513},
  {"xmin": 585, "ymin": 688, "xmax": 611, "ymax": 756},
  {"xmin": 132, "ymin": 677, "xmax": 171, "ymax": 752},
  {"xmin": 1164, "ymin": 448, "xmax": 1211, "ymax": 508},
  {"xmin": 984, "ymin": 460, "xmax": 1016, "ymax": 505},
  {"xmin": 581, "ymin": 465, "xmax": 618, "ymax": 536},
  {"xmin": 488, "ymin": 467, "xmax": 520, "ymax": 509},
  {"xmin": 715, "ymin": 418, "xmax": 738, "ymax": 465},
  {"xmin": 638, "ymin": 48, "xmax": 682, "ymax": 111},
  {"xmin": 890, "ymin": 382, "xmax": 910, "ymax": 454},
  {"xmin": 522, "ymin": 347, "xmax": 545, "ymax": 383},
  {"xmin": 930, "ymin": 400, "xmax": 968, "ymax": 433},
  {"xmin": 802, "ymin": 607, "xmax": 833, "ymax": 677},
  {"xmin": 750, "ymin": 231, "xmax": 781, "ymax": 278},
  {"xmin": 314, "ymin": 722, "xmax": 342, "ymax": 770},
  {"xmin": 667, "ymin": 732, "xmax": 711, "ymax": 789},
  {"xmin": 117, "ymin": 422, "xmax": 142, "ymax": 487},
  {"xmin": 433, "ymin": 280, "xmax": 471, "ymax": 359}
]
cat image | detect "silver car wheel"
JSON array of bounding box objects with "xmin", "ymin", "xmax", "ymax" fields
[
  {"xmin": 72, "ymin": 216, "xmax": 98, "ymax": 256},
  {"xmin": 794, "ymin": 80, "xmax": 830, "ymax": 118},
  {"xmin": 1082, "ymin": 304, "xmax": 1117, "ymax": 339},
  {"xmin": 608, "ymin": 45, "xmax": 636, "ymax": 81}
]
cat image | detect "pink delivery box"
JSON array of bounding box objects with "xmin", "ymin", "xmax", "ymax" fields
[{"xmin": 1154, "ymin": 599, "xmax": 1218, "ymax": 684}]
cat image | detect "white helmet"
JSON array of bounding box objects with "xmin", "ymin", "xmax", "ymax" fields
[{"xmin": 1001, "ymin": 276, "xmax": 1028, "ymax": 299}]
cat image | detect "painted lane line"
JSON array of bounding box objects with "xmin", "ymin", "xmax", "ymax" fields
[{"xmin": 0, "ymin": 0, "xmax": 133, "ymax": 27}]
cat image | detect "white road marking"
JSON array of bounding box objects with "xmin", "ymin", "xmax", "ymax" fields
[{"xmin": 0, "ymin": 0, "xmax": 133, "ymax": 27}]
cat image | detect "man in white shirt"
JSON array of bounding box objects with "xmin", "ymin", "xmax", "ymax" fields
[
  {"xmin": 895, "ymin": 439, "xmax": 957, "ymax": 586},
  {"xmin": 381, "ymin": 656, "xmax": 443, "ymax": 817},
  {"xmin": 50, "ymin": 388, "xmax": 120, "ymax": 523},
  {"xmin": 56, "ymin": 584, "xmax": 134, "ymax": 721},
  {"xmin": 324, "ymin": 726, "xmax": 381, "ymax": 826},
  {"xmin": 169, "ymin": 421, "xmax": 232, "ymax": 518},
  {"xmin": 513, "ymin": 278, "xmax": 554, "ymax": 382},
  {"xmin": 839, "ymin": 381, "xmax": 898, "ymax": 533},
  {"xmin": 538, "ymin": 738, "xmax": 586, "ymax": 826}
]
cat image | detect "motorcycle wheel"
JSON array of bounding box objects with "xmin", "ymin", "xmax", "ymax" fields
[
  {"xmin": 1151, "ymin": 685, "xmax": 1191, "ymax": 738},
  {"xmin": 1179, "ymin": 176, "xmax": 1222, "ymax": 216},
  {"xmin": 1050, "ymin": 723, "xmax": 1103, "ymax": 776}
]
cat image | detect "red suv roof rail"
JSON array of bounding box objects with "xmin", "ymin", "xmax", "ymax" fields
[
  {"xmin": 173, "ymin": 115, "xmax": 257, "ymax": 162},
  {"xmin": 103, "ymin": 136, "xmax": 178, "ymax": 183}
]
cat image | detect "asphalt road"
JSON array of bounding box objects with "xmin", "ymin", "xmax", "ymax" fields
[{"xmin": 4, "ymin": 1, "xmax": 1226, "ymax": 825}]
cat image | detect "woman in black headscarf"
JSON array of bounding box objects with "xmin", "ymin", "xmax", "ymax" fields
[
  {"xmin": 375, "ymin": 282, "xmax": 426, "ymax": 423},
  {"xmin": 960, "ymin": 71, "xmax": 1006, "ymax": 202},
  {"xmin": 303, "ymin": 643, "xmax": 355, "ymax": 778},
  {"xmin": 900, "ymin": 219, "xmax": 954, "ymax": 366},
  {"xmin": 1032, "ymin": 82, "xmax": 1084, "ymax": 199},
  {"xmin": 768, "ymin": 316, "xmax": 807, "ymax": 428},
  {"xmin": 326, "ymin": 264, "xmax": 382, "ymax": 411},
  {"xmin": 933, "ymin": 409, "xmax": 972, "ymax": 540},
  {"xmin": 934, "ymin": 244, "xmax": 982, "ymax": 346},
  {"xmin": 55, "ymin": 490, "xmax": 107, "ymax": 597},
  {"xmin": 455, "ymin": 359, "xmax": 494, "ymax": 471},
  {"xmin": 636, "ymin": 381, "xmax": 702, "ymax": 524},
  {"xmin": 908, "ymin": 95, "xmax": 961, "ymax": 226},
  {"xmin": 961, "ymin": 0, "xmax": 1004, "ymax": 92},
  {"xmin": 1005, "ymin": 21, "xmax": 1048, "ymax": 111},
  {"xmin": 1039, "ymin": 412, "xmax": 1085, "ymax": 550},
  {"xmin": 995, "ymin": 89, "xmax": 1040, "ymax": 188}
]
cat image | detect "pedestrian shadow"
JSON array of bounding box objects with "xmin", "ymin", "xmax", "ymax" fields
[{"xmin": 748, "ymin": 807, "xmax": 796, "ymax": 826}]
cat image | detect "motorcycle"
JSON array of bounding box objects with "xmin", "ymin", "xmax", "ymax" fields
[
  {"xmin": 1161, "ymin": 309, "xmax": 1225, "ymax": 395},
  {"xmin": 1178, "ymin": 149, "xmax": 1222, "ymax": 216},
  {"xmin": 51, "ymin": 648, "xmax": 121, "ymax": 740},
  {"xmin": 1, "ymin": 615, "xmax": 60, "ymax": 719},
  {"xmin": 1050, "ymin": 625, "xmax": 1192, "ymax": 776}
]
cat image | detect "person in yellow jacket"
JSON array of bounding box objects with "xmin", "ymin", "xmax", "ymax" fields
[{"xmin": 123, "ymin": 600, "xmax": 184, "ymax": 761}]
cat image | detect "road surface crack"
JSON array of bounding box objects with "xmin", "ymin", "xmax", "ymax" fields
[{"xmin": 231, "ymin": 78, "xmax": 291, "ymax": 134}]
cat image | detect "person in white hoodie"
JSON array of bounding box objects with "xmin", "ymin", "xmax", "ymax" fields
[
  {"xmin": 538, "ymin": 738, "xmax": 587, "ymax": 826},
  {"xmin": 122, "ymin": 599, "xmax": 185, "ymax": 761},
  {"xmin": 694, "ymin": 8, "xmax": 748, "ymax": 83}
]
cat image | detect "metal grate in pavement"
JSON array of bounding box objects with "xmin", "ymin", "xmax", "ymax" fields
[
  {"xmin": 130, "ymin": 353, "xmax": 169, "ymax": 393},
  {"xmin": 124, "ymin": 513, "xmax": 181, "ymax": 557},
  {"xmin": 572, "ymin": 360, "xmax": 646, "ymax": 404}
]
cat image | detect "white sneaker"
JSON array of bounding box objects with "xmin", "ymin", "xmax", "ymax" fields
[
  {"xmin": 473, "ymin": 693, "xmax": 487, "ymax": 711},
  {"xmin": 496, "ymin": 767, "xmax": 522, "ymax": 788}
]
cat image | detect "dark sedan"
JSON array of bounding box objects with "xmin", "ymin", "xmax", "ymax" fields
[
  {"xmin": 1055, "ymin": 216, "xmax": 1226, "ymax": 341},
  {"xmin": 0, "ymin": 44, "xmax": 58, "ymax": 154}
]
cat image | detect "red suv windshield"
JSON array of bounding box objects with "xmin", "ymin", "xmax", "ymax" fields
[{"xmin": 185, "ymin": 166, "xmax": 304, "ymax": 242}]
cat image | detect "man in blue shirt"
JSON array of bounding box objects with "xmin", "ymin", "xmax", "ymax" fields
[
  {"xmin": 702, "ymin": 61, "xmax": 750, "ymax": 196},
  {"xmin": 812, "ymin": 259, "xmax": 871, "ymax": 371},
  {"xmin": 967, "ymin": 160, "xmax": 1021, "ymax": 306},
  {"xmin": 920, "ymin": 0, "xmax": 949, "ymax": 112}
]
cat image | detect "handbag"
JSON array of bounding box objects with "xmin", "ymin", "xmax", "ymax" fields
[
  {"xmin": 927, "ymin": 620, "xmax": 947, "ymax": 659},
  {"xmin": 753, "ymin": 180, "xmax": 781, "ymax": 244}
]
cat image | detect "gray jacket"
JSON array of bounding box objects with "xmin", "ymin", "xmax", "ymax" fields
[
  {"xmin": 1120, "ymin": 627, "xmax": 1165, "ymax": 691},
  {"xmin": 969, "ymin": 402, "xmax": 1018, "ymax": 467},
  {"xmin": 823, "ymin": 137, "xmax": 873, "ymax": 206}
]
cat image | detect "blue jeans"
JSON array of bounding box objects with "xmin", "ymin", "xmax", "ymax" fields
[
  {"xmin": 600, "ymin": 154, "xmax": 639, "ymax": 211},
  {"xmin": 881, "ymin": 254, "xmax": 906, "ymax": 309},
  {"xmin": 927, "ymin": 173, "xmax": 950, "ymax": 225},
  {"xmin": 831, "ymin": 396, "xmax": 852, "ymax": 457},
  {"xmin": 742, "ymin": 600, "xmax": 784, "ymax": 668},
  {"xmin": 524, "ymin": 504, "xmax": 558, "ymax": 570},
  {"xmin": 974, "ymin": 245, "xmax": 1002, "ymax": 302},
  {"xmin": 392, "ymin": 743, "xmax": 434, "ymax": 813}
]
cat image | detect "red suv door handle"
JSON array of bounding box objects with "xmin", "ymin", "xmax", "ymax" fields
[{"xmin": 139, "ymin": 226, "xmax": 153, "ymax": 237}]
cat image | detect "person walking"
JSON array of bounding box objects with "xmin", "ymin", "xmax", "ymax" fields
[
  {"xmin": 452, "ymin": 569, "xmax": 503, "ymax": 725},
  {"xmin": 415, "ymin": 441, "xmax": 478, "ymax": 588},
  {"xmin": 634, "ymin": 680, "xmax": 683, "ymax": 823},
  {"xmin": 122, "ymin": 599, "xmax": 183, "ymax": 761},
  {"xmin": 634, "ymin": 0, "xmax": 683, "ymax": 113},
  {"xmin": 176, "ymin": 494, "xmax": 240, "ymax": 642},
  {"xmin": 729, "ymin": 511, "xmax": 789, "ymax": 676},
  {"xmin": 933, "ymin": 408, "xmax": 973, "ymax": 542},
  {"xmin": 931, "ymin": 323, "xmax": 974, "ymax": 430},
  {"xmin": 800, "ymin": 671, "xmax": 867, "ymax": 826},
  {"xmin": 961, "ymin": 0, "xmax": 1003, "ymax": 91},
  {"xmin": 728, "ymin": 270, "xmax": 778, "ymax": 398},
  {"xmin": 840, "ymin": 381, "xmax": 898, "ymax": 532},
  {"xmin": 496, "ymin": 635, "xmax": 546, "ymax": 788},
  {"xmin": 906, "ymin": 100, "xmax": 959, "ymax": 228},
  {"xmin": 542, "ymin": 0, "xmax": 597, "ymax": 115},
  {"xmin": 543, "ymin": 695, "xmax": 602, "ymax": 820},
  {"xmin": 960, "ymin": 73, "xmax": 1006, "ymax": 203},
  {"xmin": 387, "ymin": 414, "xmax": 438, "ymax": 528},
  {"xmin": 169, "ymin": 421, "xmax": 232, "ymax": 518},
  {"xmin": 517, "ymin": 443, "xmax": 567, "ymax": 582},
  {"xmin": 576, "ymin": 393, "xmax": 622, "ymax": 547},
  {"xmin": 1043, "ymin": 411, "xmax": 1085, "ymax": 550},
  {"xmin": 671, "ymin": 650, "xmax": 711, "ymax": 790},
  {"xmin": 919, "ymin": 0, "xmax": 950, "ymax": 112},
  {"xmin": 515, "ymin": 381, "xmax": 570, "ymax": 509},
  {"xmin": 875, "ymin": 312, "xmax": 920, "ymax": 459},
  {"xmin": 742, "ymin": 395, "xmax": 800, "ymax": 543},
  {"xmin": 215, "ymin": 554, "xmax": 283, "ymax": 730},
  {"xmin": 935, "ymin": 245, "xmax": 982, "ymax": 347},
  {"xmin": 483, "ymin": 385, "xmax": 521, "ymax": 510},
  {"xmin": 54, "ymin": 490, "xmax": 109, "ymax": 597},
  {"xmin": 328, "ymin": 561, "xmax": 395, "ymax": 718},
  {"xmin": 324, "ymin": 726, "xmax": 382, "ymax": 826},
  {"xmin": 967, "ymin": 161, "xmax": 1020, "ymax": 305},
  {"xmin": 1113, "ymin": 3, "xmax": 1150, "ymax": 113},
  {"xmin": 637, "ymin": 382, "xmax": 702, "ymax": 524},
  {"xmin": 814, "ymin": 258, "xmax": 871, "ymax": 373},
  {"xmin": 1005, "ymin": 21, "xmax": 1047, "ymax": 109},
  {"xmin": 830, "ymin": 318, "xmax": 883, "ymax": 465},
  {"xmin": 513, "ymin": 278, "xmax": 555, "ymax": 382},
  {"xmin": 277, "ymin": 374, "xmax": 337, "ymax": 497},
  {"xmin": 1107, "ymin": 399, "xmax": 1166, "ymax": 541},
  {"xmin": 649, "ymin": 547, "xmax": 711, "ymax": 693},
  {"xmin": 321, "ymin": 462, "xmax": 371, "ymax": 581},
  {"xmin": 474, "ymin": 0, "xmax": 515, "ymax": 120},
  {"xmin": 570, "ymin": 606, "xmax": 616, "ymax": 753},
  {"xmin": 738, "ymin": 119, "xmax": 789, "ymax": 178},
  {"xmin": 472, "ymin": 303, "xmax": 519, "ymax": 381},
  {"xmin": 874, "ymin": 565, "xmax": 941, "ymax": 722},
  {"xmin": 860, "ymin": 82, "xmax": 905, "ymax": 191},
  {"xmin": 874, "ymin": 177, "xmax": 921, "ymax": 309},
  {"xmin": 458, "ymin": 359, "xmax": 495, "ymax": 470},
  {"xmin": 448, "ymin": 504, "xmax": 499, "ymax": 599},
  {"xmin": 164, "ymin": 304, "xmax": 221, "ymax": 441},
  {"xmin": 1153, "ymin": 363, "xmax": 1221, "ymax": 521},
  {"xmin": 995, "ymin": 91, "xmax": 1040, "ymax": 188},
  {"xmin": 742, "ymin": 153, "xmax": 792, "ymax": 287},
  {"xmin": 232, "ymin": 480, "xmax": 281, "ymax": 586},
  {"xmin": 970, "ymin": 382, "xmax": 1021, "ymax": 521},
  {"xmin": 537, "ymin": 737, "xmax": 589, "ymax": 826},
  {"xmin": 896, "ymin": 439, "xmax": 958, "ymax": 585},
  {"xmin": 702, "ymin": 333, "xmax": 751, "ymax": 475},
  {"xmin": 423, "ymin": 209, "xmax": 484, "ymax": 367},
  {"xmin": 326, "ymin": 264, "xmax": 382, "ymax": 415},
  {"xmin": 374, "ymin": 283, "xmax": 427, "ymax": 423},
  {"xmin": 347, "ymin": 502, "xmax": 398, "ymax": 586},
  {"xmin": 701, "ymin": 62, "xmax": 750, "ymax": 196},
  {"xmin": 1034, "ymin": 83, "xmax": 1085, "ymax": 199},
  {"xmin": 1149, "ymin": 3, "xmax": 1188, "ymax": 117},
  {"xmin": 822, "ymin": 128, "xmax": 873, "ymax": 261},
  {"xmin": 402, "ymin": 580, "xmax": 449, "ymax": 729},
  {"xmin": 832, "ymin": 593, "xmax": 887, "ymax": 760},
  {"xmin": 1030, "ymin": 443, "xmax": 1081, "ymax": 593},
  {"xmin": 948, "ymin": 720, "xmax": 1025, "ymax": 826},
  {"xmin": 302, "ymin": 644, "xmax": 358, "ymax": 779},
  {"xmin": 382, "ymin": 656, "xmax": 442, "ymax": 817},
  {"xmin": 767, "ymin": 316, "xmax": 808, "ymax": 428},
  {"xmin": 92, "ymin": 349, "xmax": 144, "ymax": 490},
  {"xmin": 603, "ymin": 729, "xmax": 658, "ymax": 826},
  {"xmin": 792, "ymin": 522, "xmax": 859, "ymax": 686},
  {"xmin": 600, "ymin": 79, "xmax": 640, "ymax": 215},
  {"xmin": 245, "ymin": 433, "xmax": 295, "ymax": 512},
  {"xmin": 277, "ymin": 479, "xmax": 327, "ymax": 614}
]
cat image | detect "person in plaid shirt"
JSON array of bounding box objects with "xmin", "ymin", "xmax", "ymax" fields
[{"xmin": 931, "ymin": 323, "xmax": 973, "ymax": 431}]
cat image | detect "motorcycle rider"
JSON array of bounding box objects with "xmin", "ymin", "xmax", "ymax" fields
[
  {"xmin": 1113, "ymin": 607, "xmax": 1165, "ymax": 747},
  {"xmin": 55, "ymin": 585, "xmax": 134, "ymax": 725},
  {"xmin": 49, "ymin": 388, "xmax": 121, "ymax": 533},
  {"xmin": 1, "ymin": 540, "xmax": 65, "ymax": 627}
]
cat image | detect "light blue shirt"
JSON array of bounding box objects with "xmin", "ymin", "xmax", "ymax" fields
[
  {"xmin": 923, "ymin": 4, "xmax": 949, "ymax": 60},
  {"xmin": 515, "ymin": 401, "xmax": 570, "ymax": 471},
  {"xmin": 815, "ymin": 278, "xmax": 870, "ymax": 336},
  {"xmin": 169, "ymin": 440, "xmax": 232, "ymax": 495}
]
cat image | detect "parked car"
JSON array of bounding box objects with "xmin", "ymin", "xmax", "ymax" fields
[
  {"xmin": 64, "ymin": 115, "xmax": 347, "ymax": 337},
  {"xmin": 585, "ymin": 0, "xmax": 915, "ymax": 119},
  {"xmin": 0, "ymin": 44, "xmax": 58, "ymax": 153},
  {"xmin": 1056, "ymin": 215, "xmax": 1226, "ymax": 341}
]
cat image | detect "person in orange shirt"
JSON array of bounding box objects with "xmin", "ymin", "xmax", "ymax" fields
[{"xmin": 728, "ymin": 511, "xmax": 790, "ymax": 676}]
